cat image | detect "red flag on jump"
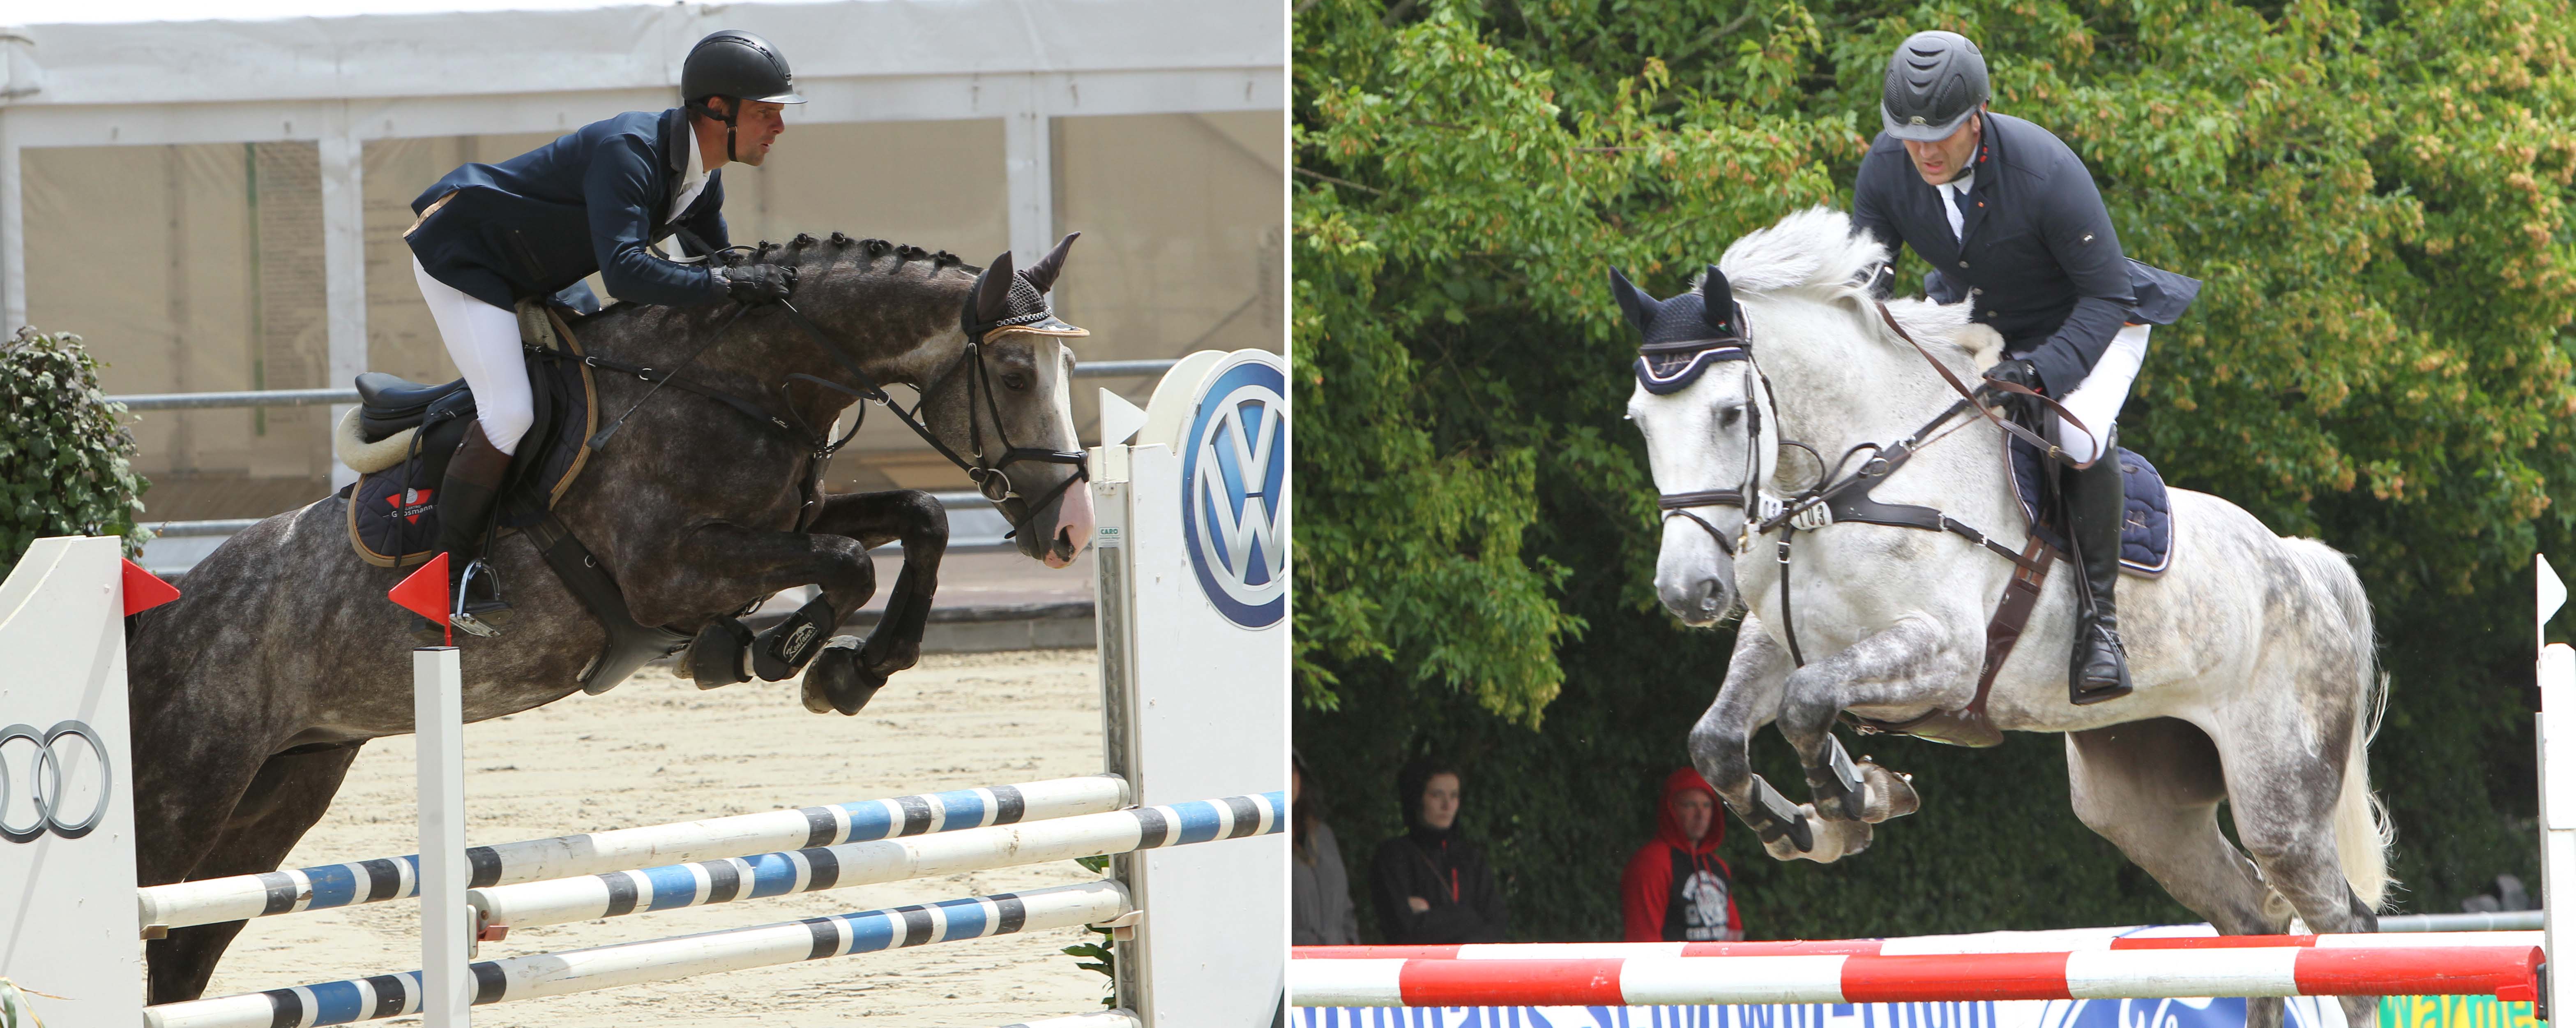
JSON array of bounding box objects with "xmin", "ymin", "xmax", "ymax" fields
[
  {"xmin": 390, "ymin": 553, "xmax": 452, "ymax": 647},
  {"xmin": 120, "ymin": 558, "xmax": 180, "ymax": 616}
]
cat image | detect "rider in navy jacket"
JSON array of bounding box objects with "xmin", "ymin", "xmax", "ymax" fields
[
  {"xmin": 401, "ymin": 29, "xmax": 801, "ymax": 636},
  {"xmin": 1850, "ymin": 110, "xmax": 2198, "ymax": 399},
  {"xmin": 407, "ymin": 106, "xmax": 733, "ymax": 310},
  {"xmin": 1851, "ymin": 32, "xmax": 2200, "ymax": 705}
]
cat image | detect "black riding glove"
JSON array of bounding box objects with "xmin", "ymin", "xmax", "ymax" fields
[
  {"xmin": 717, "ymin": 264, "xmax": 797, "ymax": 303},
  {"xmin": 1981, "ymin": 358, "xmax": 2044, "ymax": 395}
]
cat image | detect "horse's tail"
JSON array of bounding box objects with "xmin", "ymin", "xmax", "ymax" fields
[{"xmin": 2291, "ymin": 537, "xmax": 2394, "ymax": 910}]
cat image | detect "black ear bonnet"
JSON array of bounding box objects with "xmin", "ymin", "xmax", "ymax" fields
[
  {"xmin": 1613, "ymin": 265, "xmax": 1751, "ymax": 395},
  {"xmin": 963, "ymin": 233, "xmax": 1089, "ymax": 343}
]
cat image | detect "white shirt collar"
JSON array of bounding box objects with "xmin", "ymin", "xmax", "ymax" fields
[{"xmin": 670, "ymin": 125, "xmax": 711, "ymax": 221}]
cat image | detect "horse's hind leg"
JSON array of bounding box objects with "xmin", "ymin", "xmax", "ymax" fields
[
  {"xmin": 2217, "ymin": 697, "xmax": 2380, "ymax": 1027},
  {"xmin": 800, "ymin": 490, "xmax": 948, "ymax": 715},
  {"xmin": 2067, "ymin": 720, "xmax": 2293, "ymax": 1028},
  {"xmin": 146, "ymin": 744, "xmax": 364, "ymax": 1004}
]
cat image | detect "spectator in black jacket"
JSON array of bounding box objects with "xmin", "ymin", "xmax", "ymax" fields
[{"xmin": 1369, "ymin": 759, "xmax": 1508, "ymax": 943}]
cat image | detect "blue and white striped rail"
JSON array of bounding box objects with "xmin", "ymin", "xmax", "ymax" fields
[
  {"xmin": 144, "ymin": 880, "xmax": 1132, "ymax": 1028},
  {"xmin": 472, "ymin": 792, "xmax": 1284, "ymax": 931},
  {"xmin": 136, "ymin": 775, "xmax": 1131, "ymax": 931}
]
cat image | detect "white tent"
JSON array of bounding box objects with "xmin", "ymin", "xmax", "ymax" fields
[{"xmin": 0, "ymin": 0, "xmax": 1282, "ymax": 546}]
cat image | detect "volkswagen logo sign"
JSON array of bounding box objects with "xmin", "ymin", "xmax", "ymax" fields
[
  {"xmin": 0, "ymin": 721, "xmax": 114, "ymax": 843},
  {"xmin": 1181, "ymin": 354, "xmax": 1288, "ymax": 630}
]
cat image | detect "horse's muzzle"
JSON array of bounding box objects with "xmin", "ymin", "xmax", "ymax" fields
[
  {"xmin": 1042, "ymin": 481, "xmax": 1095, "ymax": 569},
  {"xmin": 1658, "ymin": 574, "xmax": 1733, "ymax": 626}
]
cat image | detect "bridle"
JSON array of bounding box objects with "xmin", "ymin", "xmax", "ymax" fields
[
  {"xmin": 1643, "ymin": 286, "xmax": 2102, "ymax": 668},
  {"xmin": 599, "ymin": 236, "xmax": 1089, "ymax": 543},
  {"xmin": 772, "ymin": 298, "xmax": 1089, "ymax": 542}
]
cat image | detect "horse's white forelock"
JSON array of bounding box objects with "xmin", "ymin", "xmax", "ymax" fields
[{"xmin": 1691, "ymin": 206, "xmax": 1982, "ymax": 361}]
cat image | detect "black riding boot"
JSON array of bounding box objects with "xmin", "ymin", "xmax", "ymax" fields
[
  {"xmin": 2064, "ymin": 430, "xmax": 2133, "ymax": 705},
  {"xmin": 436, "ymin": 421, "xmax": 514, "ymax": 638}
]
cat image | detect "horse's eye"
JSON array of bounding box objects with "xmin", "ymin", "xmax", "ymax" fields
[
  {"xmin": 1002, "ymin": 372, "xmax": 1031, "ymax": 391},
  {"xmin": 1720, "ymin": 406, "xmax": 1743, "ymax": 428}
]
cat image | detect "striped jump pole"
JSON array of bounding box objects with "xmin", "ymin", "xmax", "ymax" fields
[
  {"xmin": 1295, "ymin": 930, "xmax": 2548, "ymax": 961},
  {"xmin": 473, "ymin": 792, "xmax": 1284, "ymax": 932},
  {"xmin": 135, "ymin": 774, "xmax": 1130, "ymax": 932},
  {"xmin": 1288, "ymin": 946, "xmax": 2545, "ymax": 1008},
  {"xmin": 144, "ymin": 880, "xmax": 1131, "ymax": 1028}
]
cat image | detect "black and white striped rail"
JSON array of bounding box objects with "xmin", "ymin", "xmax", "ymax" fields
[
  {"xmin": 471, "ymin": 792, "xmax": 1283, "ymax": 930},
  {"xmin": 144, "ymin": 880, "xmax": 1134, "ymax": 1028},
  {"xmin": 136, "ymin": 775, "xmax": 1130, "ymax": 931}
]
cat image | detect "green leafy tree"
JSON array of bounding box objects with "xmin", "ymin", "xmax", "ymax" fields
[
  {"xmin": 1, "ymin": 328, "xmax": 149, "ymax": 577},
  {"xmin": 1296, "ymin": 0, "xmax": 2576, "ymax": 940}
]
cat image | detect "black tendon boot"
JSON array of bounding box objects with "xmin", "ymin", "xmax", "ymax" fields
[
  {"xmin": 2064, "ymin": 429, "xmax": 2133, "ymax": 704},
  {"xmin": 436, "ymin": 422, "xmax": 514, "ymax": 638}
]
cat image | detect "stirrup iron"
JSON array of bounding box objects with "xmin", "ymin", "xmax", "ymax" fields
[{"xmin": 450, "ymin": 557, "xmax": 505, "ymax": 639}]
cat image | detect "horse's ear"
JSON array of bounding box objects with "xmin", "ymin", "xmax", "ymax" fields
[
  {"xmin": 1609, "ymin": 267, "xmax": 1657, "ymax": 333},
  {"xmin": 976, "ymin": 251, "xmax": 1016, "ymax": 323},
  {"xmin": 1025, "ymin": 232, "xmax": 1080, "ymax": 294},
  {"xmin": 1700, "ymin": 265, "xmax": 1736, "ymax": 336}
]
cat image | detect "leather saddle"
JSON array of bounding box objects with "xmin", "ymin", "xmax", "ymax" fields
[{"xmin": 355, "ymin": 372, "xmax": 472, "ymax": 441}]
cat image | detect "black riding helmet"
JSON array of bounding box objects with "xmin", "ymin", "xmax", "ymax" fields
[
  {"xmin": 1880, "ymin": 30, "xmax": 1988, "ymax": 142},
  {"xmin": 681, "ymin": 30, "xmax": 806, "ymax": 162}
]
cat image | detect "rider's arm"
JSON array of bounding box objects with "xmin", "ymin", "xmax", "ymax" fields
[
  {"xmin": 1850, "ymin": 147, "xmax": 1908, "ymax": 268},
  {"xmin": 2021, "ymin": 165, "xmax": 2136, "ymax": 397},
  {"xmin": 585, "ymin": 136, "xmax": 728, "ymax": 307}
]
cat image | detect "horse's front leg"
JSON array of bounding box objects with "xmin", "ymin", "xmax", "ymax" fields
[
  {"xmin": 797, "ymin": 489, "xmax": 948, "ymax": 715},
  {"xmin": 631, "ymin": 522, "xmax": 877, "ymax": 689},
  {"xmin": 1689, "ymin": 621, "xmax": 1808, "ymax": 853},
  {"xmin": 1776, "ymin": 613, "xmax": 1973, "ymax": 831}
]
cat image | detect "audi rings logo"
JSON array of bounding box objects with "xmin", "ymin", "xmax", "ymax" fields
[
  {"xmin": 1181, "ymin": 355, "xmax": 1288, "ymax": 630},
  {"xmin": 1, "ymin": 721, "xmax": 114, "ymax": 843}
]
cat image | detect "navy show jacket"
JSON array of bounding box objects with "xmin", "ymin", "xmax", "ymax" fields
[
  {"xmin": 1852, "ymin": 111, "xmax": 2200, "ymax": 397},
  {"xmin": 406, "ymin": 107, "xmax": 730, "ymax": 311}
]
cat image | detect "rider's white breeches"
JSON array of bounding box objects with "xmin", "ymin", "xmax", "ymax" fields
[
  {"xmin": 413, "ymin": 256, "xmax": 532, "ymax": 456},
  {"xmin": 2049, "ymin": 323, "xmax": 2150, "ymax": 466}
]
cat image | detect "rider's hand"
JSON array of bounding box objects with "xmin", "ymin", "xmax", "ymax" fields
[
  {"xmin": 1981, "ymin": 358, "xmax": 2043, "ymax": 395},
  {"xmin": 717, "ymin": 263, "xmax": 797, "ymax": 303},
  {"xmin": 1408, "ymin": 896, "xmax": 1431, "ymax": 913}
]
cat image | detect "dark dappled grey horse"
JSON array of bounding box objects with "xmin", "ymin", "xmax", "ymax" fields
[
  {"xmin": 125, "ymin": 232, "xmax": 1096, "ymax": 1003},
  {"xmin": 1626, "ymin": 209, "xmax": 2390, "ymax": 1028}
]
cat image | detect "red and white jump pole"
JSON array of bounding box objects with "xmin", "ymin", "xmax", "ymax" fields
[
  {"xmin": 1288, "ymin": 946, "xmax": 2544, "ymax": 1009},
  {"xmin": 1294, "ymin": 929, "xmax": 2546, "ymax": 961}
]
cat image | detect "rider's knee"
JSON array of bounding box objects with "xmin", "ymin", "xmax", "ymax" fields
[{"xmin": 479, "ymin": 407, "xmax": 535, "ymax": 455}]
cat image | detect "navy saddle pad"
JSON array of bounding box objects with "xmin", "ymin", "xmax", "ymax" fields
[{"xmin": 2006, "ymin": 435, "xmax": 2174, "ymax": 576}]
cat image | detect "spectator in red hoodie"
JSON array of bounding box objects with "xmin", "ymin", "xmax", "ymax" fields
[{"xmin": 1620, "ymin": 767, "xmax": 1744, "ymax": 942}]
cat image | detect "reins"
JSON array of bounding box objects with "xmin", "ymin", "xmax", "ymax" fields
[{"xmin": 573, "ymin": 264, "xmax": 1089, "ymax": 541}]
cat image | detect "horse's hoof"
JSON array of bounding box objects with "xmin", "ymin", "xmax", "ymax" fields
[
  {"xmin": 802, "ymin": 637, "xmax": 887, "ymax": 716},
  {"xmin": 1857, "ymin": 762, "xmax": 1921, "ymax": 822},
  {"xmin": 688, "ymin": 618, "xmax": 755, "ymax": 689}
]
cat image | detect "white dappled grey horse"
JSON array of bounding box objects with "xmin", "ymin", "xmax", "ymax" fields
[{"xmin": 1627, "ymin": 208, "xmax": 2390, "ymax": 1026}]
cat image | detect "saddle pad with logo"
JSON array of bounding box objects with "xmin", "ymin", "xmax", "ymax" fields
[
  {"xmin": 2006, "ymin": 434, "xmax": 2173, "ymax": 577},
  {"xmin": 345, "ymin": 305, "xmax": 599, "ymax": 568}
]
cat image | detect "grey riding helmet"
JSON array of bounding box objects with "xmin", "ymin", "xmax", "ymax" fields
[
  {"xmin": 682, "ymin": 30, "xmax": 806, "ymax": 158},
  {"xmin": 1880, "ymin": 30, "xmax": 1989, "ymax": 141}
]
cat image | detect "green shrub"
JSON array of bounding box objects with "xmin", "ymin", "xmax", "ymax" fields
[{"xmin": 1, "ymin": 328, "xmax": 149, "ymax": 577}]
